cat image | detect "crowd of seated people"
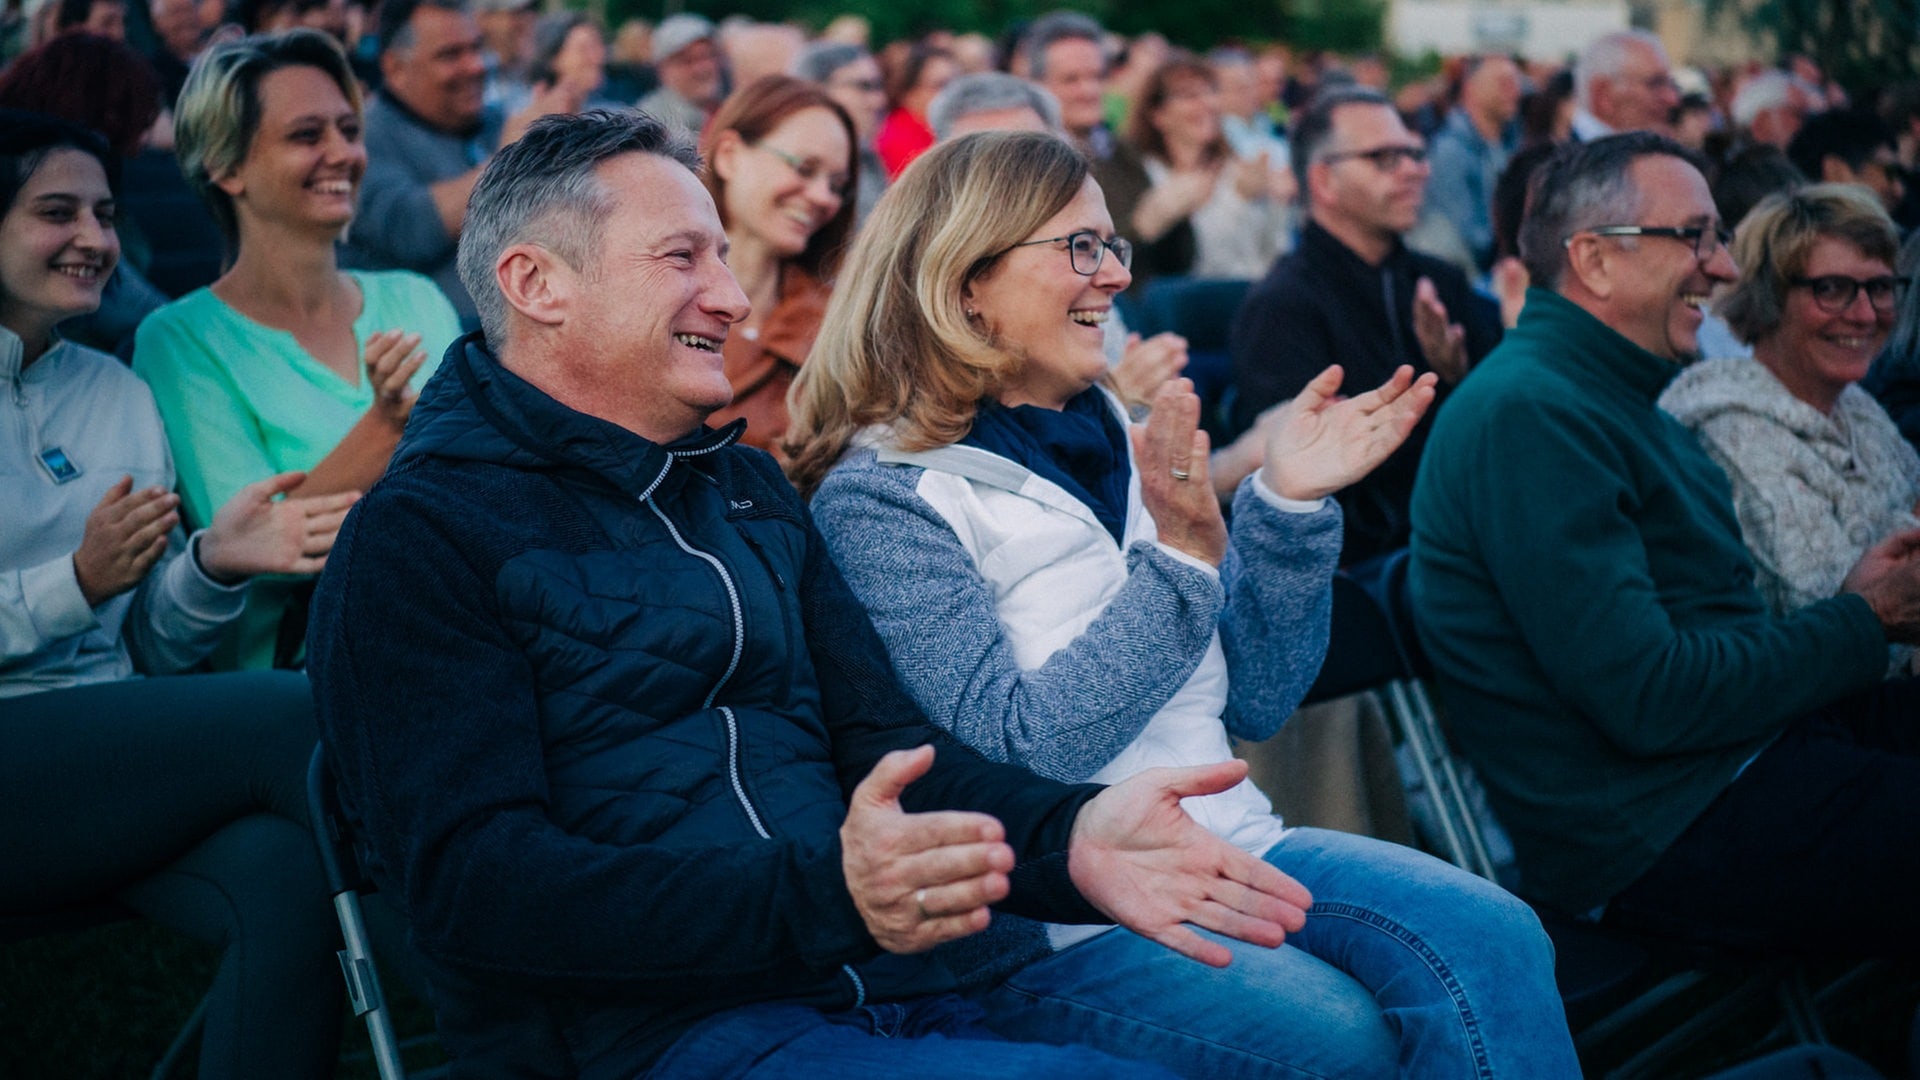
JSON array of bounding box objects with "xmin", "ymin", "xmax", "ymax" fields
[{"xmin": 8, "ymin": 2, "xmax": 1920, "ymax": 1075}]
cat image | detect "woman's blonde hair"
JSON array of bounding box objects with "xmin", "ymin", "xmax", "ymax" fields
[
  {"xmin": 1719, "ymin": 182, "xmax": 1899, "ymax": 344},
  {"xmin": 783, "ymin": 130, "xmax": 1090, "ymax": 496},
  {"xmin": 174, "ymin": 29, "xmax": 362, "ymax": 251}
]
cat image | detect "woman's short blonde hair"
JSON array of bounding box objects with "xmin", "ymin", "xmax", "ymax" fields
[
  {"xmin": 784, "ymin": 130, "xmax": 1090, "ymax": 495},
  {"xmin": 1719, "ymin": 182, "xmax": 1899, "ymax": 344},
  {"xmin": 174, "ymin": 29, "xmax": 362, "ymax": 250}
]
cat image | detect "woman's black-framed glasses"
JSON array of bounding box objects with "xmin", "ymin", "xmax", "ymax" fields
[
  {"xmin": 1006, "ymin": 230, "xmax": 1135, "ymax": 276},
  {"xmin": 1789, "ymin": 274, "xmax": 1911, "ymax": 315},
  {"xmin": 1568, "ymin": 223, "xmax": 1732, "ymax": 262}
]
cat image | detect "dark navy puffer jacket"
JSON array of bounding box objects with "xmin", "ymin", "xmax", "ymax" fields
[{"xmin": 307, "ymin": 335, "xmax": 1105, "ymax": 1079}]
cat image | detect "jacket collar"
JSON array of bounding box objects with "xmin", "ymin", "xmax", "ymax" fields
[
  {"xmin": 397, "ymin": 332, "xmax": 743, "ymax": 500},
  {"xmin": 1299, "ymin": 217, "xmax": 1408, "ymax": 275},
  {"xmin": 1507, "ymin": 288, "xmax": 1685, "ymax": 403}
]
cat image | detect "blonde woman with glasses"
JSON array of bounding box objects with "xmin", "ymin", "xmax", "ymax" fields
[
  {"xmin": 1661, "ymin": 184, "xmax": 1920, "ymax": 661},
  {"xmin": 786, "ymin": 130, "xmax": 1579, "ymax": 1080}
]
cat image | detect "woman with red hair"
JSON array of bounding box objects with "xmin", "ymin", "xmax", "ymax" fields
[{"xmin": 699, "ymin": 74, "xmax": 858, "ymax": 452}]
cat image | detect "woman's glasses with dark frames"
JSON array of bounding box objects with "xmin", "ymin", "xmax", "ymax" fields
[
  {"xmin": 1789, "ymin": 275, "xmax": 1911, "ymax": 315},
  {"xmin": 1004, "ymin": 230, "xmax": 1134, "ymax": 276}
]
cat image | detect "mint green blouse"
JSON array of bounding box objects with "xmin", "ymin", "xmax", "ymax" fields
[{"xmin": 133, "ymin": 269, "xmax": 460, "ymax": 669}]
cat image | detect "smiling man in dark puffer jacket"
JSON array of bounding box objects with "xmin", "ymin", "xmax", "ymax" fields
[{"xmin": 306, "ymin": 110, "xmax": 1311, "ymax": 1080}]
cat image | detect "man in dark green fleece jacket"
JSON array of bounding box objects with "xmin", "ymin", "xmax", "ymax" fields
[{"xmin": 1411, "ymin": 132, "xmax": 1920, "ymax": 957}]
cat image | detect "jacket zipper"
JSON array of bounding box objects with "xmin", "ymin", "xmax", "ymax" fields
[
  {"xmin": 735, "ymin": 527, "xmax": 788, "ymax": 592},
  {"xmin": 647, "ymin": 498, "xmax": 866, "ymax": 1006}
]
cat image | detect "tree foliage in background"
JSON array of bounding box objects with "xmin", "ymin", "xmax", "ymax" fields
[
  {"xmin": 612, "ymin": 0, "xmax": 1382, "ymax": 55},
  {"xmin": 1708, "ymin": 0, "xmax": 1919, "ymax": 92}
]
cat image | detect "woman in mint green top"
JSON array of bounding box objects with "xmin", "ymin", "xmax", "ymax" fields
[{"xmin": 134, "ymin": 31, "xmax": 460, "ymax": 669}]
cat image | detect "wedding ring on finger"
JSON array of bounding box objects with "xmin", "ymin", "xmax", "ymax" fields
[
  {"xmin": 915, "ymin": 888, "xmax": 931, "ymax": 920},
  {"xmin": 1170, "ymin": 467, "xmax": 1192, "ymax": 482}
]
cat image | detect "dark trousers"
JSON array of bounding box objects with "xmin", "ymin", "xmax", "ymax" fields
[
  {"xmin": 1605, "ymin": 675, "xmax": 1920, "ymax": 958},
  {"xmin": 0, "ymin": 672, "xmax": 342, "ymax": 1080}
]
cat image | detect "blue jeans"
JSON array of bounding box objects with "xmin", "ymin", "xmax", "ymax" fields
[
  {"xmin": 977, "ymin": 827, "xmax": 1578, "ymax": 1079},
  {"xmin": 644, "ymin": 993, "xmax": 1179, "ymax": 1079}
]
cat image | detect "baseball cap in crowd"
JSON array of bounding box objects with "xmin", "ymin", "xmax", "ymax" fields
[{"xmin": 652, "ymin": 13, "xmax": 714, "ymax": 62}]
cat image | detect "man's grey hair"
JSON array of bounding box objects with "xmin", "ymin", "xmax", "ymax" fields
[
  {"xmin": 378, "ymin": 0, "xmax": 465, "ymax": 57},
  {"xmin": 928, "ymin": 73, "xmax": 1062, "ymax": 140},
  {"xmin": 1517, "ymin": 131, "xmax": 1704, "ymax": 290},
  {"xmin": 1289, "ymin": 84, "xmax": 1392, "ymax": 198},
  {"xmin": 1573, "ymin": 30, "xmax": 1667, "ymax": 113},
  {"xmin": 789, "ymin": 40, "xmax": 866, "ymax": 84},
  {"xmin": 1730, "ymin": 70, "xmax": 1796, "ymax": 130},
  {"xmin": 1021, "ymin": 10, "xmax": 1104, "ymax": 79},
  {"xmin": 457, "ymin": 110, "xmax": 699, "ymax": 347}
]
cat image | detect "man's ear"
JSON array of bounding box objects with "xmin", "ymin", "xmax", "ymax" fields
[
  {"xmin": 212, "ymin": 166, "xmax": 244, "ymax": 200},
  {"xmin": 709, "ymin": 128, "xmax": 746, "ymax": 185},
  {"xmin": 1588, "ymin": 74, "xmax": 1614, "ymax": 120},
  {"xmin": 1304, "ymin": 158, "xmax": 1333, "ymax": 208},
  {"xmin": 495, "ymin": 243, "xmax": 572, "ymax": 327},
  {"xmin": 1820, "ymin": 154, "xmax": 1857, "ymax": 184},
  {"xmin": 1563, "ymin": 234, "xmax": 1616, "ymax": 301}
]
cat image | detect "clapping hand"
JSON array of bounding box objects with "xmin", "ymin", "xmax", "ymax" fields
[
  {"xmin": 72, "ymin": 477, "xmax": 179, "ymax": 607},
  {"xmin": 841, "ymin": 747, "xmax": 1015, "ymax": 954},
  {"xmin": 364, "ymin": 330, "xmax": 426, "ymax": 429},
  {"xmin": 1133, "ymin": 379, "xmax": 1227, "ymax": 566},
  {"xmin": 1112, "ymin": 332, "xmax": 1189, "ymax": 408},
  {"xmin": 1842, "ymin": 528, "xmax": 1920, "ymax": 643},
  {"xmin": 1412, "ymin": 277, "xmax": 1469, "ymax": 385},
  {"xmin": 196, "ymin": 471, "xmax": 360, "ymax": 583},
  {"xmin": 1068, "ymin": 759, "xmax": 1311, "ymax": 966},
  {"xmin": 1262, "ymin": 365, "xmax": 1437, "ymax": 502}
]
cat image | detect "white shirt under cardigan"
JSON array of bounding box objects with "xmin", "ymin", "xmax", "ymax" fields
[
  {"xmin": 0, "ymin": 329, "xmax": 244, "ymax": 697},
  {"xmin": 817, "ymin": 392, "xmax": 1338, "ymax": 950}
]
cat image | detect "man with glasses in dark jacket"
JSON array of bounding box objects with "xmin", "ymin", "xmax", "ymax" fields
[
  {"xmin": 1231, "ymin": 85, "xmax": 1500, "ymax": 563},
  {"xmin": 307, "ymin": 109, "xmax": 1311, "ymax": 1080}
]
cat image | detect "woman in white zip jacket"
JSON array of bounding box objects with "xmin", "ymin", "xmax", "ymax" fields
[
  {"xmin": 787, "ymin": 131, "xmax": 1580, "ymax": 1080},
  {"xmin": 0, "ymin": 114, "xmax": 356, "ymax": 1079}
]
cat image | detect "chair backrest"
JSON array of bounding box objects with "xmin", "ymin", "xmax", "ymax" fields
[
  {"xmin": 306, "ymin": 744, "xmax": 410, "ymax": 1080},
  {"xmin": 1343, "ymin": 547, "xmax": 1431, "ymax": 680},
  {"xmin": 307, "ymin": 744, "xmax": 367, "ymax": 900}
]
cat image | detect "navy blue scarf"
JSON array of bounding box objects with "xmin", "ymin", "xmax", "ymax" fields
[{"xmin": 962, "ymin": 388, "xmax": 1131, "ymax": 545}]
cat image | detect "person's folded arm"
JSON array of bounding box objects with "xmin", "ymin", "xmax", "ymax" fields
[
  {"xmin": 122, "ymin": 530, "xmax": 246, "ymax": 674},
  {"xmin": 1470, "ymin": 402, "xmax": 1883, "ymax": 756}
]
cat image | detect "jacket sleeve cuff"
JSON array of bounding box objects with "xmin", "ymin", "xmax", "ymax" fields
[
  {"xmin": 1249, "ymin": 468, "xmax": 1329, "ymax": 514},
  {"xmin": 1149, "ymin": 541, "xmax": 1222, "ymax": 581},
  {"xmin": 22, "ymin": 554, "xmax": 98, "ymax": 639},
  {"xmin": 160, "ymin": 532, "xmax": 250, "ymax": 620}
]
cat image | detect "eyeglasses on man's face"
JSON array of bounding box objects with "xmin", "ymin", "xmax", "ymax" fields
[
  {"xmin": 1789, "ymin": 274, "xmax": 1911, "ymax": 315},
  {"xmin": 1320, "ymin": 144, "xmax": 1428, "ymax": 171},
  {"xmin": 754, "ymin": 143, "xmax": 853, "ymax": 200},
  {"xmin": 1006, "ymin": 229, "xmax": 1134, "ymax": 276},
  {"xmin": 1565, "ymin": 223, "xmax": 1732, "ymax": 262}
]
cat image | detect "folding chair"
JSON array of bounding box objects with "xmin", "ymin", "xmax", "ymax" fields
[
  {"xmin": 1305, "ymin": 551, "xmax": 1498, "ymax": 880},
  {"xmin": 307, "ymin": 743, "xmax": 408, "ymax": 1080},
  {"xmin": 1361, "ymin": 551, "xmax": 1855, "ymax": 1077}
]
